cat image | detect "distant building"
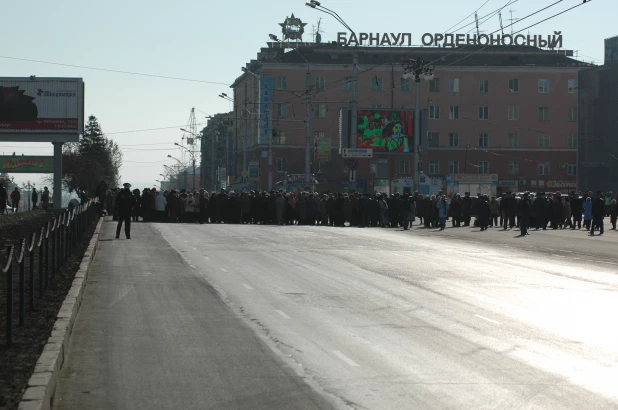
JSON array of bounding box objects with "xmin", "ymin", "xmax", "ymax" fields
[
  {"xmin": 230, "ymin": 41, "xmax": 590, "ymax": 194},
  {"xmin": 578, "ymin": 37, "xmax": 618, "ymax": 194}
]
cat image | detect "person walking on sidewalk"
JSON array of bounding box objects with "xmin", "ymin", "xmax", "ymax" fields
[{"xmin": 115, "ymin": 183, "xmax": 136, "ymax": 239}]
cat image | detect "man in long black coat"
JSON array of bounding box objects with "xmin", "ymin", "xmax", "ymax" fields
[{"xmin": 116, "ymin": 183, "xmax": 137, "ymax": 239}]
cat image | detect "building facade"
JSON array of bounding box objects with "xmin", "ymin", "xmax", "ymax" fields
[
  {"xmin": 578, "ymin": 57, "xmax": 618, "ymax": 194},
  {"xmin": 228, "ymin": 43, "xmax": 590, "ymax": 194}
]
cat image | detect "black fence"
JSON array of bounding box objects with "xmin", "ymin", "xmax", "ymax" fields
[{"xmin": 1, "ymin": 201, "xmax": 98, "ymax": 347}]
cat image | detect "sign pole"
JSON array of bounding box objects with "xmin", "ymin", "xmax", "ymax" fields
[{"xmin": 52, "ymin": 142, "xmax": 63, "ymax": 209}]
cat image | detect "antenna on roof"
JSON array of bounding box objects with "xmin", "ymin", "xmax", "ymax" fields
[
  {"xmin": 508, "ymin": 10, "xmax": 520, "ymax": 36},
  {"xmin": 475, "ymin": 12, "xmax": 481, "ymax": 37},
  {"xmin": 499, "ymin": 12, "xmax": 504, "ymax": 36}
]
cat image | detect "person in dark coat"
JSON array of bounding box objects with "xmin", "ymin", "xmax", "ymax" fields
[
  {"xmin": 31, "ymin": 188, "xmax": 39, "ymax": 210},
  {"xmin": 115, "ymin": 183, "xmax": 137, "ymax": 239},
  {"xmin": 132, "ymin": 189, "xmax": 141, "ymax": 222},
  {"xmin": 359, "ymin": 194, "xmax": 370, "ymax": 228},
  {"xmin": 477, "ymin": 195, "xmax": 491, "ymax": 231},
  {"xmin": 591, "ymin": 191, "xmax": 605, "ymax": 235},
  {"xmin": 450, "ymin": 195, "xmax": 462, "ymax": 227},
  {"xmin": 307, "ymin": 194, "xmax": 318, "ymax": 226},
  {"xmin": 517, "ymin": 192, "xmax": 532, "ymax": 236},
  {"xmin": 552, "ymin": 192, "xmax": 564, "ymax": 229},
  {"xmin": 570, "ymin": 193, "xmax": 583, "ymax": 229},
  {"xmin": 0, "ymin": 183, "xmax": 7, "ymax": 214},
  {"xmin": 462, "ymin": 192, "xmax": 472, "ymax": 226}
]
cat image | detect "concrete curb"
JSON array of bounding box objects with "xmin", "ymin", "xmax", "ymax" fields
[{"xmin": 18, "ymin": 217, "xmax": 104, "ymax": 410}]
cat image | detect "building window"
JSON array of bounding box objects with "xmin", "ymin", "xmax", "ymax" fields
[
  {"xmin": 371, "ymin": 104, "xmax": 383, "ymax": 109},
  {"xmin": 538, "ymin": 133, "xmax": 550, "ymax": 148},
  {"xmin": 429, "ymin": 78, "xmax": 440, "ymax": 92},
  {"xmin": 508, "ymin": 160, "xmax": 519, "ymax": 176},
  {"xmin": 567, "ymin": 163, "xmax": 577, "ymax": 176},
  {"xmin": 449, "ymin": 105, "xmax": 459, "ymax": 120},
  {"xmin": 478, "ymin": 106, "xmax": 489, "ymax": 120},
  {"xmin": 315, "ymin": 76, "xmax": 325, "ymax": 91},
  {"xmin": 400, "ymin": 77, "xmax": 411, "ymax": 92},
  {"xmin": 277, "ymin": 103, "xmax": 287, "ymax": 118},
  {"xmin": 508, "ymin": 133, "xmax": 519, "ymax": 148},
  {"xmin": 315, "ymin": 103, "xmax": 326, "ymax": 118},
  {"xmin": 568, "ymin": 79, "xmax": 578, "ymax": 94},
  {"xmin": 429, "ymin": 132, "xmax": 440, "ymax": 147},
  {"xmin": 478, "ymin": 161, "xmax": 489, "ymax": 174},
  {"xmin": 277, "ymin": 76, "xmax": 287, "ymax": 91},
  {"xmin": 538, "ymin": 162, "xmax": 550, "ymax": 176},
  {"xmin": 429, "ymin": 106, "xmax": 440, "ymax": 120},
  {"xmin": 277, "ymin": 131, "xmax": 286, "ymax": 145},
  {"xmin": 479, "ymin": 78, "xmax": 489, "ymax": 93},
  {"xmin": 478, "ymin": 133, "xmax": 489, "ymax": 148},
  {"xmin": 401, "ymin": 104, "xmax": 410, "ymax": 109},
  {"xmin": 449, "ymin": 133, "xmax": 459, "ymax": 147},
  {"xmin": 449, "ymin": 78, "xmax": 460, "ymax": 92},
  {"xmin": 449, "ymin": 160, "xmax": 460, "ymax": 174},
  {"xmin": 508, "ymin": 105, "xmax": 520, "ymax": 120},
  {"xmin": 399, "ymin": 159, "xmax": 410, "ymax": 174},
  {"xmin": 371, "ymin": 77, "xmax": 384, "ymax": 91},
  {"xmin": 538, "ymin": 106, "xmax": 551, "ymax": 121},
  {"xmin": 538, "ymin": 79, "xmax": 550, "ymax": 93},
  {"xmin": 509, "ymin": 79, "xmax": 519, "ymax": 93},
  {"xmin": 568, "ymin": 107, "xmax": 577, "ymax": 122},
  {"xmin": 344, "ymin": 77, "xmax": 353, "ymax": 91},
  {"xmin": 429, "ymin": 160, "xmax": 439, "ymax": 175},
  {"xmin": 276, "ymin": 158, "xmax": 287, "ymax": 172},
  {"xmin": 568, "ymin": 133, "xmax": 577, "ymax": 149}
]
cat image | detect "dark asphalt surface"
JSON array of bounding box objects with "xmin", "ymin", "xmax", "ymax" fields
[
  {"xmin": 55, "ymin": 218, "xmax": 618, "ymax": 409},
  {"xmin": 54, "ymin": 219, "xmax": 339, "ymax": 410}
]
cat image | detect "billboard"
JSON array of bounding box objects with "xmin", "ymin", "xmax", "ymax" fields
[
  {"xmin": 259, "ymin": 76, "xmax": 273, "ymax": 145},
  {"xmin": 357, "ymin": 109, "xmax": 413, "ymax": 153},
  {"xmin": 0, "ymin": 156, "xmax": 54, "ymax": 173},
  {"xmin": 314, "ymin": 137, "xmax": 331, "ymax": 162},
  {"xmin": 0, "ymin": 78, "xmax": 84, "ymax": 141},
  {"xmin": 605, "ymin": 36, "xmax": 618, "ymax": 64}
]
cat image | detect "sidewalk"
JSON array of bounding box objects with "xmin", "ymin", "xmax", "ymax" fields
[{"xmin": 54, "ymin": 219, "xmax": 334, "ymax": 410}]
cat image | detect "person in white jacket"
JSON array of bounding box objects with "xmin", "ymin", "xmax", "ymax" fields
[{"xmin": 155, "ymin": 191, "xmax": 167, "ymax": 222}]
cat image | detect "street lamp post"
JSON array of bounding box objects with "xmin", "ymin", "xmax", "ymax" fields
[
  {"xmin": 306, "ymin": 1, "xmax": 358, "ymax": 149},
  {"xmin": 175, "ymin": 141, "xmax": 196, "ymax": 190},
  {"xmin": 402, "ymin": 58, "xmax": 435, "ymax": 190},
  {"xmin": 167, "ymin": 155, "xmax": 187, "ymax": 189},
  {"xmin": 464, "ymin": 144, "xmax": 471, "ymax": 174}
]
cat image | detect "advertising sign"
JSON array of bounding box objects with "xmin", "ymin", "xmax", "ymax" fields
[
  {"xmin": 357, "ymin": 109, "xmax": 413, "ymax": 153},
  {"xmin": 248, "ymin": 162, "xmax": 260, "ymax": 181},
  {"xmin": 314, "ymin": 137, "xmax": 331, "ymax": 162},
  {"xmin": 0, "ymin": 155, "xmax": 53, "ymax": 173},
  {"xmin": 342, "ymin": 148, "xmax": 373, "ymax": 158},
  {"xmin": 220, "ymin": 167, "xmax": 227, "ymax": 190},
  {"xmin": 546, "ymin": 180, "xmax": 576, "ymax": 189},
  {"xmin": 258, "ymin": 76, "xmax": 273, "ymax": 145},
  {"xmin": 0, "ymin": 77, "xmax": 84, "ymax": 141}
]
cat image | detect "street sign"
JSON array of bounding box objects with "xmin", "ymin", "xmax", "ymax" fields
[
  {"xmin": 343, "ymin": 148, "xmax": 373, "ymax": 158},
  {"xmin": 241, "ymin": 170, "xmax": 249, "ymax": 178},
  {"xmin": 346, "ymin": 158, "xmax": 359, "ymax": 170},
  {"xmin": 349, "ymin": 169, "xmax": 356, "ymax": 182}
]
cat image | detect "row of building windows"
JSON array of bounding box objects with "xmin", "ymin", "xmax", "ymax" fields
[
  {"xmin": 275, "ymin": 157, "xmax": 576, "ymax": 177},
  {"xmin": 409, "ymin": 160, "xmax": 576, "ymax": 177},
  {"xmin": 275, "ymin": 76, "xmax": 578, "ymax": 94},
  {"xmin": 427, "ymin": 105, "xmax": 577, "ymax": 121},
  {"xmin": 428, "ymin": 132, "xmax": 577, "ymax": 149},
  {"xmin": 277, "ymin": 102, "xmax": 578, "ymax": 121}
]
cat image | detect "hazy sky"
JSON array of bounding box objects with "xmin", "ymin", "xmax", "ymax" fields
[{"xmin": 0, "ymin": 0, "xmax": 612, "ymax": 189}]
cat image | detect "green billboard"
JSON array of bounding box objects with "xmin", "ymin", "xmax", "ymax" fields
[{"xmin": 0, "ymin": 156, "xmax": 54, "ymax": 173}]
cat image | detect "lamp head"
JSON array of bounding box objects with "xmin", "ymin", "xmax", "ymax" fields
[
  {"xmin": 305, "ymin": 2, "xmax": 316, "ymax": 8},
  {"xmin": 269, "ymin": 34, "xmax": 278, "ymax": 41}
]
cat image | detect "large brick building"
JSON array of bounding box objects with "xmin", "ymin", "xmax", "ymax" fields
[{"xmin": 228, "ymin": 42, "xmax": 591, "ymax": 194}]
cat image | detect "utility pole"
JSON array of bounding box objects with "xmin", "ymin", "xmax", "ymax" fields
[
  {"xmin": 305, "ymin": 69, "xmax": 312, "ymax": 187},
  {"xmin": 243, "ymin": 82, "xmax": 248, "ymax": 183},
  {"xmin": 268, "ymin": 125, "xmax": 273, "ymax": 191},
  {"xmin": 351, "ymin": 51, "xmax": 358, "ymax": 148}
]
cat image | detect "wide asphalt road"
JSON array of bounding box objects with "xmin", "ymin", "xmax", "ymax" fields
[{"xmin": 57, "ymin": 220, "xmax": 618, "ymax": 409}]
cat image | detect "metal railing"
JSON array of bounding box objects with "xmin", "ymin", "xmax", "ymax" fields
[{"xmin": 1, "ymin": 200, "xmax": 98, "ymax": 347}]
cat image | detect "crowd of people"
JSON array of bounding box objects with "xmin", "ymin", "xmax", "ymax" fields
[
  {"xmin": 106, "ymin": 186, "xmax": 618, "ymax": 238},
  {"xmin": 0, "ymin": 184, "xmax": 51, "ymax": 213}
]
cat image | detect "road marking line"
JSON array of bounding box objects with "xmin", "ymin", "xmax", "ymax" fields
[
  {"xmin": 243, "ymin": 284, "xmax": 253, "ymax": 290},
  {"xmin": 481, "ymin": 274, "xmax": 497, "ymax": 279},
  {"xmin": 220, "ymin": 268, "xmax": 228, "ymax": 272},
  {"xmin": 475, "ymin": 314, "xmax": 501, "ymax": 325},
  {"xmin": 275, "ymin": 310, "xmax": 290, "ymax": 319},
  {"xmin": 333, "ymin": 350, "xmax": 360, "ymax": 367},
  {"xmin": 189, "ymin": 264, "xmax": 196, "ymax": 269}
]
